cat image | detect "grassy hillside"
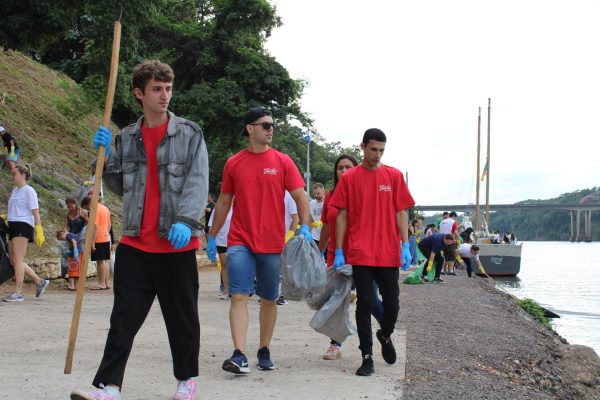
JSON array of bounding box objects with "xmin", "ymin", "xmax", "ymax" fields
[{"xmin": 0, "ymin": 49, "xmax": 122, "ymax": 257}]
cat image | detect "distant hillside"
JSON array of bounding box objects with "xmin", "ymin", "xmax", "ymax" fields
[
  {"xmin": 423, "ymin": 187, "xmax": 600, "ymax": 241},
  {"xmin": 0, "ymin": 49, "xmax": 122, "ymax": 257}
]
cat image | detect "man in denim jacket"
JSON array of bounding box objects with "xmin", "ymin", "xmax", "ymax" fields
[{"xmin": 71, "ymin": 60, "xmax": 208, "ymax": 400}]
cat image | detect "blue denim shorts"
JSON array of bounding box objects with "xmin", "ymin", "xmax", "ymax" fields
[{"xmin": 226, "ymin": 245, "xmax": 281, "ymax": 300}]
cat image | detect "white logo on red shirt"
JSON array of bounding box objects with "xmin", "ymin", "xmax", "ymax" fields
[
  {"xmin": 379, "ymin": 185, "xmax": 392, "ymax": 192},
  {"xmin": 263, "ymin": 168, "xmax": 279, "ymax": 175}
]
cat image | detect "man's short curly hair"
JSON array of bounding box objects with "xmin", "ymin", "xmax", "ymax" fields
[{"xmin": 131, "ymin": 60, "xmax": 174, "ymax": 105}]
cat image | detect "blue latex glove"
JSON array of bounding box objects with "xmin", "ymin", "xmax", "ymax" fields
[
  {"xmin": 333, "ymin": 248, "xmax": 345, "ymax": 270},
  {"xmin": 298, "ymin": 224, "xmax": 312, "ymax": 242},
  {"xmin": 73, "ymin": 248, "xmax": 79, "ymax": 260},
  {"xmin": 168, "ymin": 222, "xmax": 191, "ymax": 250},
  {"xmin": 207, "ymin": 235, "xmax": 217, "ymax": 262},
  {"xmin": 93, "ymin": 126, "xmax": 112, "ymax": 157},
  {"xmin": 401, "ymin": 242, "xmax": 412, "ymax": 270}
]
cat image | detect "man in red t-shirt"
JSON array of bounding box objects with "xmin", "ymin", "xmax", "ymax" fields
[
  {"xmin": 207, "ymin": 106, "xmax": 312, "ymax": 375},
  {"xmin": 330, "ymin": 128, "xmax": 415, "ymax": 377},
  {"xmin": 71, "ymin": 60, "xmax": 208, "ymax": 400}
]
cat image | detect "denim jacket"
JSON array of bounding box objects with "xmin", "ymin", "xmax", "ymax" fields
[{"xmin": 103, "ymin": 111, "xmax": 209, "ymax": 238}]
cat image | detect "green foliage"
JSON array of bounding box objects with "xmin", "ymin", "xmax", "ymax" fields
[{"xmin": 516, "ymin": 298, "xmax": 551, "ymax": 329}]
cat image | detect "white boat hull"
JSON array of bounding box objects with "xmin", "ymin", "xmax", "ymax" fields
[{"xmin": 476, "ymin": 243, "xmax": 522, "ymax": 276}]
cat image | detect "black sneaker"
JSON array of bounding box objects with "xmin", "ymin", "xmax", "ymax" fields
[
  {"xmin": 276, "ymin": 296, "xmax": 288, "ymax": 305},
  {"xmin": 440, "ymin": 272, "xmax": 446, "ymax": 275},
  {"xmin": 222, "ymin": 349, "xmax": 250, "ymax": 374},
  {"xmin": 356, "ymin": 354, "xmax": 374, "ymax": 376},
  {"xmin": 257, "ymin": 346, "xmax": 275, "ymax": 370},
  {"xmin": 376, "ymin": 329, "xmax": 396, "ymax": 364},
  {"xmin": 434, "ymin": 277, "xmax": 444, "ymax": 283}
]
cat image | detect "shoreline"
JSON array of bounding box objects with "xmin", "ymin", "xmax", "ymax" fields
[{"xmin": 400, "ymin": 271, "xmax": 600, "ymax": 399}]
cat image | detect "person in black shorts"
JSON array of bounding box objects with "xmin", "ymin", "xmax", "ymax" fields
[{"xmin": 3, "ymin": 164, "xmax": 47, "ymax": 302}]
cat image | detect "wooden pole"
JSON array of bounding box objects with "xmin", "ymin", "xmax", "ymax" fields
[
  {"xmin": 64, "ymin": 20, "xmax": 121, "ymax": 374},
  {"xmin": 475, "ymin": 107, "xmax": 481, "ymax": 232},
  {"xmin": 485, "ymin": 98, "xmax": 491, "ymax": 230}
]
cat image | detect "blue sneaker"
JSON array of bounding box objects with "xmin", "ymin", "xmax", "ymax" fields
[
  {"xmin": 257, "ymin": 346, "xmax": 275, "ymax": 370},
  {"xmin": 222, "ymin": 349, "xmax": 250, "ymax": 374}
]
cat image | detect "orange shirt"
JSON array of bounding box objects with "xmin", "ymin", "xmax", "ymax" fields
[{"xmin": 94, "ymin": 203, "xmax": 111, "ymax": 243}]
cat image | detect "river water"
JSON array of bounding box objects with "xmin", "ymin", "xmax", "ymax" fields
[{"xmin": 494, "ymin": 241, "xmax": 600, "ymax": 356}]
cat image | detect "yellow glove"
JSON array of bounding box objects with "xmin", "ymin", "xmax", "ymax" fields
[
  {"xmin": 83, "ymin": 180, "xmax": 93, "ymax": 185},
  {"xmin": 285, "ymin": 230, "xmax": 294, "ymax": 243},
  {"xmin": 478, "ymin": 264, "xmax": 485, "ymax": 273},
  {"xmin": 34, "ymin": 224, "xmax": 45, "ymax": 247},
  {"xmin": 216, "ymin": 257, "xmax": 222, "ymax": 271},
  {"xmin": 426, "ymin": 260, "xmax": 433, "ymax": 272},
  {"xmin": 456, "ymin": 255, "xmax": 464, "ymax": 265},
  {"xmin": 1, "ymin": 213, "xmax": 6, "ymax": 221},
  {"xmin": 311, "ymin": 220, "xmax": 323, "ymax": 229},
  {"xmin": 9, "ymin": 148, "xmax": 15, "ymax": 159}
]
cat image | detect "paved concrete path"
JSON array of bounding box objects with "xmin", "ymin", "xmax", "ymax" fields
[{"xmin": 0, "ymin": 268, "xmax": 405, "ymax": 399}]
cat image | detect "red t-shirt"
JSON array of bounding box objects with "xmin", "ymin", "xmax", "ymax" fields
[
  {"xmin": 221, "ymin": 148, "xmax": 305, "ymax": 253},
  {"xmin": 120, "ymin": 121, "xmax": 200, "ymax": 253},
  {"xmin": 321, "ymin": 190, "xmax": 348, "ymax": 267},
  {"xmin": 329, "ymin": 164, "xmax": 415, "ymax": 267}
]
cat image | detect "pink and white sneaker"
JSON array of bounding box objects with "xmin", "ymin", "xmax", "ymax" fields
[
  {"xmin": 172, "ymin": 378, "xmax": 196, "ymax": 400},
  {"xmin": 322, "ymin": 344, "xmax": 342, "ymax": 360},
  {"xmin": 70, "ymin": 384, "xmax": 121, "ymax": 400}
]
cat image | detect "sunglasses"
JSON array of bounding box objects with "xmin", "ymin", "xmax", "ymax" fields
[{"xmin": 249, "ymin": 122, "xmax": 277, "ymax": 130}]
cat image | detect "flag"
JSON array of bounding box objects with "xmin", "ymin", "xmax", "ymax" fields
[{"xmin": 481, "ymin": 161, "xmax": 488, "ymax": 181}]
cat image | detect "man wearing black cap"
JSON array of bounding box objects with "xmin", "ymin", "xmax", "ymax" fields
[{"xmin": 207, "ymin": 106, "xmax": 312, "ymax": 374}]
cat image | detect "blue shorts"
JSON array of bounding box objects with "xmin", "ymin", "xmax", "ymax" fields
[
  {"xmin": 226, "ymin": 245, "xmax": 281, "ymax": 301},
  {"xmin": 7, "ymin": 148, "xmax": 19, "ymax": 162}
]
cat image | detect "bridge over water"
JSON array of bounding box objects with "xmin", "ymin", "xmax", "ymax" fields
[{"xmin": 414, "ymin": 203, "xmax": 600, "ymax": 242}]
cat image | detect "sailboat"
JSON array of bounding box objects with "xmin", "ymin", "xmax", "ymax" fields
[{"xmin": 472, "ymin": 98, "xmax": 522, "ymax": 276}]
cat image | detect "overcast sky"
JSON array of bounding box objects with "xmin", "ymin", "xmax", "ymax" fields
[{"xmin": 266, "ymin": 0, "xmax": 600, "ymax": 206}]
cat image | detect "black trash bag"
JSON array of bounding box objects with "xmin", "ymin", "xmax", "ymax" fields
[
  {"xmin": 307, "ymin": 264, "xmax": 356, "ymax": 344},
  {"xmin": 0, "ymin": 217, "xmax": 14, "ymax": 285},
  {"xmin": 281, "ymin": 235, "xmax": 327, "ymax": 301}
]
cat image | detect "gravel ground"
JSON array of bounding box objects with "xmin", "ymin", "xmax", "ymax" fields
[{"xmin": 398, "ymin": 270, "xmax": 600, "ymax": 400}]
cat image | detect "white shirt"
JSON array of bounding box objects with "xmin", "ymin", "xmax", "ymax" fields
[
  {"xmin": 439, "ymin": 218, "xmax": 456, "ymax": 235},
  {"xmin": 8, "ymin": 185, "xmax": 39, "ymax": 227},
  {"xmin": 284, "ymin": 191, "xmax": 298, "ymax": 235},
  {"xmin": 208, "ymin": 206, "xmax": 233, "ymax": 247},
  {"xmin": 458, "ymin": 243, "xmax": 480, "ymax": 262},
  {"xmin": 309, "ymin": 198, "xmax": 323, "ymax": 240}
]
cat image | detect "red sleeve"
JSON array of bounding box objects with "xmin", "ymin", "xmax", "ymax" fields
[
  {"xmin": 329, "ymin": 174, "xmax": 349, "ymax": 210},
  {"xmin": 394, "ymin": 171, "xmax": 415, "ymax": 211},
  {"xmin": 283, "ymin": 155, "xmax": 305, "ymax": 192},
  {"xmin": 321, "ymin": 192, "xmax": 331, "ymax": 224},
  {"xmin": 452, "ymin": 221, "xmax": 458, "ymax": 234},
  {"xmin": 221, "ymin": 160, "xmax": 234, "ymax": 194}
]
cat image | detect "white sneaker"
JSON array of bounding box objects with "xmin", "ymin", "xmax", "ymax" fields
[
  {"xmin": 322, "ymin": 344, "xmax": 342, "ymax": 360},
  {"xmin": 172, "ymin": 379, "xmax": 196, "ymax": 400},
  {"xmin": 70, "ymin": 384, "xmax": 121, "ymax": 400},
  {"xmin": 2, "ymin": 292, "xmax": 24, "ymax": 302}
]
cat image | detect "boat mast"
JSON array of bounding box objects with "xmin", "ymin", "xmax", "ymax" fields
[
  {"xmin": 485, "ymin": 98, "xmax": 491, "ymax": 229},
  {"xmin": 475, "ymin": 107, "xmax": 481, "ymax": 231}
]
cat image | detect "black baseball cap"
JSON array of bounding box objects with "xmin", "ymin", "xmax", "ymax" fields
[{"xmin": 241, "ymin": 107, "xmax": 271, "ymax": 137}]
